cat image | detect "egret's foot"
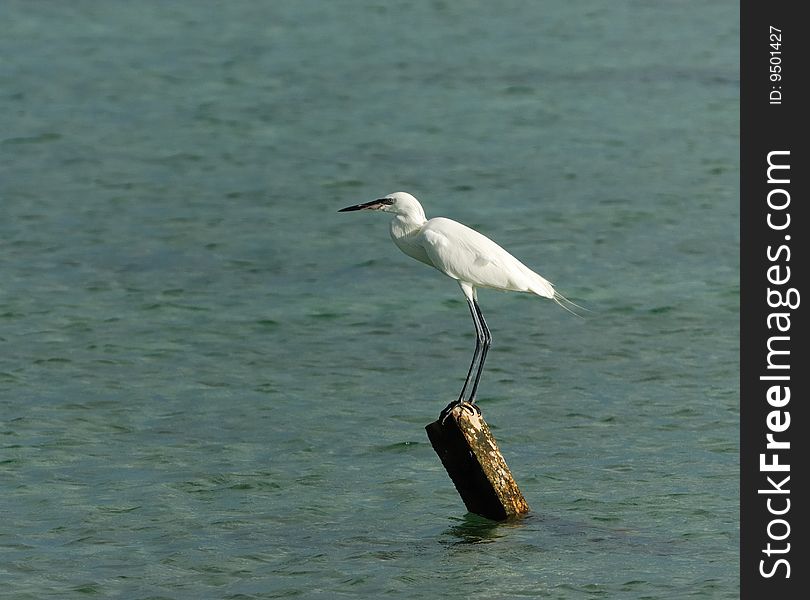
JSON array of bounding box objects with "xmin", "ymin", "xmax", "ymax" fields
[
  {"xmin": 439, "ymin": 400, "xmax": 462, "ymax": 424},
  {"xmin": 439, "ymin": 399, "xmax": 481, "ymax": 424}
]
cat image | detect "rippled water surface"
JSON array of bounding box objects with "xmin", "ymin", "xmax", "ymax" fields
[{"xmin": 2, "ymin": 1, "xmax": 738, "ymax": 598}]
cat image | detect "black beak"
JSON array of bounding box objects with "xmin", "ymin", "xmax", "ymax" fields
[{"xmin": 338, "ymin": 198, "xmax": 391, "ymax": 212}]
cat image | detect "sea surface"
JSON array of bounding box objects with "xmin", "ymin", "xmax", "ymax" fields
[{"xmin": 1, "ymin": 1, "xmax": 739, "ymax": 598}]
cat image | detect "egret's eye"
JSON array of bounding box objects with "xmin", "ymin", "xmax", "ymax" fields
[{"xmin": 376, "ymin": 198, "xmax": 395, "ymax": 205}]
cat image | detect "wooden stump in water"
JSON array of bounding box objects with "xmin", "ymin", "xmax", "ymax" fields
[{"xmin": 425, "ymin": 403, "xmax": 530, "ymax": 521}]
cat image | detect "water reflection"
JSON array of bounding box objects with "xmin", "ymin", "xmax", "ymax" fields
[{"xmin": 443, "ymin": 512, "xmax": 529, "ymax": 545}]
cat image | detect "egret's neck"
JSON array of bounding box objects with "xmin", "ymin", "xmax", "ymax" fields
[
  {"xmin": 389, "ymin": 211, "xmax": 426, "ymax": 242},
  {"xmin": 388, "ymin": 211, "xmax": 432, "ymax": 266}
]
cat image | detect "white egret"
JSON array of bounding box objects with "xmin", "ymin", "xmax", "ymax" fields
[{"xmin": 339, "ymin": 191, "xmax": 581, "ymax": 418}]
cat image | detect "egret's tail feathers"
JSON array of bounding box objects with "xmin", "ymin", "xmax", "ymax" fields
[
  {"xmin": 552, "ymin": 291, "xmax": 589, "ymax": 319},
  {"xmin": 527, "ymin": 272, "xmax": 556, "ymax": 300},
  {"xmin": 526, "ymin": 269, "xmax": 586, "ymax": 318}
]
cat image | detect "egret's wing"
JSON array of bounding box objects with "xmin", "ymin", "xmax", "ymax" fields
[{"xmin": 418, "ymin": 218, "xmax": 555, "ymax": 297}]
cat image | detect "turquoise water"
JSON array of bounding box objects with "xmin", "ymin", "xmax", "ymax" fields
[{"xmin": 2, "ymin": 1, "xmax": 739, "ymax": 598}]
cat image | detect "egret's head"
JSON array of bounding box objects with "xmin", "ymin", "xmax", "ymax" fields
[{"xmin": 339, "ymin": 192, "xmax": 426, "ymax": 221}]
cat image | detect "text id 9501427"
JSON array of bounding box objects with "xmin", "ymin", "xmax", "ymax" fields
[{"xmin": 769, "ymin": 26, "xmax": 782, "ymax": 105}]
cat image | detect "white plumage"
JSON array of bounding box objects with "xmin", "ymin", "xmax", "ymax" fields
[
  {"xmin": 339, "ymin": 191, "xmax": 580, "ymax": 416},
  {"xmin": 419, "ymin": 218, "xmax": 556, "ymax": 299}
]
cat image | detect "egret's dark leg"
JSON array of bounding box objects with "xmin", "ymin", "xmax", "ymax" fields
[
  {"xmin": 468, "ymin": 300, "xmax": 491, "ymax": 403},
  {"xmin": 457, "ymin": 297, "xmax": 483, "ymax": 402},
  {"xmin": 440, "ymin": 296, "xmax": 485, "ymax": 423}
]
